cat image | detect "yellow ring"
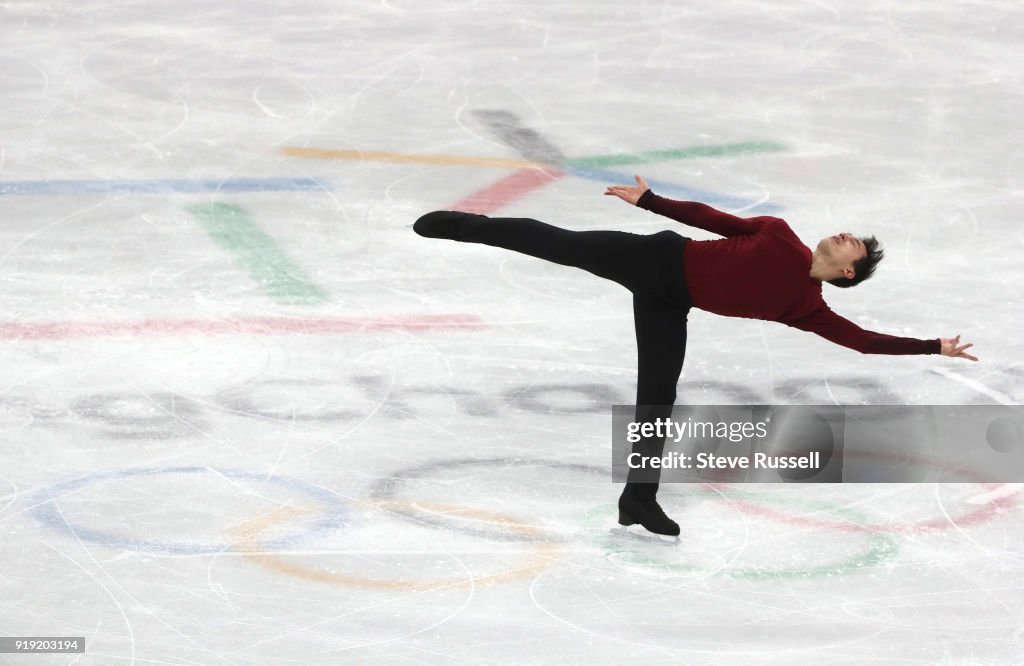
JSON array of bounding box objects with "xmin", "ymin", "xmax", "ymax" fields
[
  {"xmin": 232, "ymin": 500, "xmax": 559, "ymax": 591},
  {"xmin": 280, "ymin": 146, "xmax": 543, "ymax": 170}
]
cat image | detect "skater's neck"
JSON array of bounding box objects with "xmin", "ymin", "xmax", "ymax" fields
[{"xmin": 809, "ymin": 250, "xmax": 848, "ymax": 282}]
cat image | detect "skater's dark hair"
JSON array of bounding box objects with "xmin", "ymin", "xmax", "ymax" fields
[{"xmin": 828, "ymin": 235, "xmax": 883, "ymax": 289}]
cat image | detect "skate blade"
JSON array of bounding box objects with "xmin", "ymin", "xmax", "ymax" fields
[{"xmin": 610, "ymin": 525, "xmax": 680, "ymax": 546}]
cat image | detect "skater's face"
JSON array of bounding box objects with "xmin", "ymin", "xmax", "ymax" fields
[{"xmin": 818, "ymin": 233, "xmax": 868, "ymax": 279}]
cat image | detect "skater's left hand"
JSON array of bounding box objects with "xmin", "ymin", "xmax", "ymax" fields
[
  {"xmin": 940, "ymin": 334, "xmax": 978, "ymax": 361},
  {"xmin": 604, "ymin": 175, "xmax": 650, "ymax": 206}
]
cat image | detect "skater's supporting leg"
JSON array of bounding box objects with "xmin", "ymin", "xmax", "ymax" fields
[{"xmin": 623, "ymin": 295, "xmax": 689, "ymax": 502}]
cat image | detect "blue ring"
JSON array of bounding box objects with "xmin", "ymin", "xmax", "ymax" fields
[{"xmin": 31, "ymin": 466, "xmax": 348, "ymax": 554}]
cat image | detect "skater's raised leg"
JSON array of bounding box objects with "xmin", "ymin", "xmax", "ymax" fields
[{"xmin": 414, "ymin": 211, "xmax": 677, "ymax": 297}]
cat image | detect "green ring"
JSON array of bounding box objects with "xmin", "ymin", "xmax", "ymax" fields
[{"xmin": 580, "ymin": 489, "xmax": 898, "ymax": 581}]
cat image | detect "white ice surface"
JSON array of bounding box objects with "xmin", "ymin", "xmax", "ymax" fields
[{"xmin": 1, "ymin": 1, "xmax": 1023, "ymax": 664}]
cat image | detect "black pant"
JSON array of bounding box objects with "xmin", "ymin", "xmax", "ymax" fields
[{"xmin": 446, "ymin": 213, "xmax": 692, "ymax": 501}]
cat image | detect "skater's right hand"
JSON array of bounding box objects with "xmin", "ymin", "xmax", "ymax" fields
[
  {"xmin": 604, "ymin": 175, "xmax": 650, "ymax": 206},
  {"xmin": 939, "ymin": 334, "xmax": 979, "ymax": 361}
]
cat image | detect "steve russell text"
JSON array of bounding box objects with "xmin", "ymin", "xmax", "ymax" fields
[{"xmin": 626, "ymin": 451, "xmax": 822, "ymax": 470}]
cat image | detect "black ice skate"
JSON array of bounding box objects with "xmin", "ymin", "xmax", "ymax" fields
[
  {"xmin": 413, "ymin": 211, "xmax": 484, "ymax": 240},
  {"xmin": 617, "ymin": 494, "xmax": 680, "ymax": 541}
]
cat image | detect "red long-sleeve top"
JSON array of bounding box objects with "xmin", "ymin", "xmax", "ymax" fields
[{"xmin": 637, "ymin": 191, "xmax": 940, "ymax": 355}]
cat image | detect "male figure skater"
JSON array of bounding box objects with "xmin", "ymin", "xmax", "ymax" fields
[{"xmin": 413, "ymin": 175, "xmax": 977, "ymax": 537}]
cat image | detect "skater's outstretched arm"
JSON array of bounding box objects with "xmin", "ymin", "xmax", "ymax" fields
[
  {"xmin": 605, "ymin": 175, "xmax": 762, "ymax": 237},
  {"xmin": 786, "ymin": 307, "xmax": 977, "ymax": 360}
]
